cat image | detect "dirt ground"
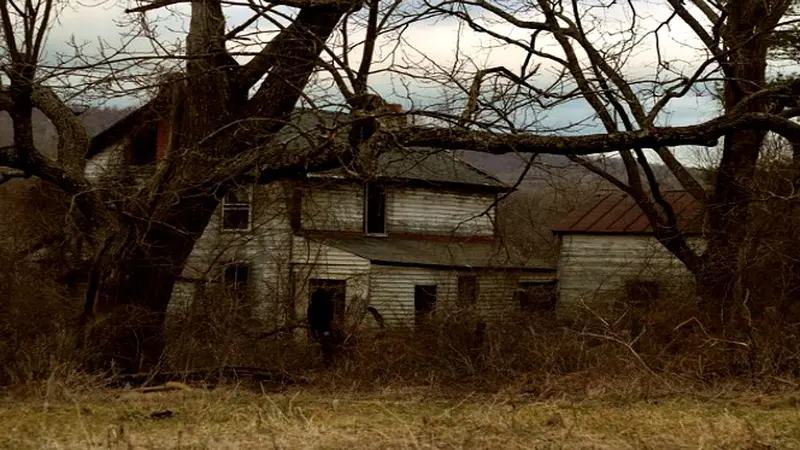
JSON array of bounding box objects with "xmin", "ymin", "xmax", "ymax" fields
[{"xmin": 1, "ymin": 385, "xmax": 800, "ymax": 449}]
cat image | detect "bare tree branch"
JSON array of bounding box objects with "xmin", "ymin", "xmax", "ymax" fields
[
  {"xmin": 401, "ymin": 112, "xmax": 800, "ymax": 156},
  {"xmin": 31, "ymin": 85, "xmax": 90, "ymax": 176}
]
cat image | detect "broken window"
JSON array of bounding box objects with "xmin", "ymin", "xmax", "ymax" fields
[
  {"xmin": 414, "ymin": 285, "xmax": 437, "ymax": 328},
  {"xmin": 223, "ymin": 263, "xmax": 250, "ymax": 303},
  {"xmin": 517, "ymin": 281, "xmax": 557, "ymax": 315},
  {"xmin": 457, "ymin": 275, "xmax": 478, "ymax": 307},
  {"xmin": 364, "ymin": 182, "xmax": 387, "ymax": 235},
  {"xmin": 221, "ymin": 186, "xmax": 252, "ymax": 231}
]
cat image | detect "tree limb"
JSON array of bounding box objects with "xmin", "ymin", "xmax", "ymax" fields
[
  {"xmin": 400, "ymin": 112, "xmax": 800, "ymax": 156},
  {"xmin": 31, "ymin": 85, "xmax": 90, "ymax": 176},
  {"xmin": 126, "ymin": 0, "xmax": 360, "ymax": 13}
]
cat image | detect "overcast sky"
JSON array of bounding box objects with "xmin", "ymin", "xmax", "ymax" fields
[{"xmin": 40, "ymin": 0, "xmax": 785, "ymax": 148}]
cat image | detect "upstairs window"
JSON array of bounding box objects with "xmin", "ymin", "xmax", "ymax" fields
[
  {"xmin": 364, "ymin": 182, "xmax": 387, "ymax": 235},
  {"xmin": 223, "ymin": 263, "xmax": 250, "ymax": 303},
  {"xmin": 221, "ymin": 186, "xmax": 252, "ymax": 231}
]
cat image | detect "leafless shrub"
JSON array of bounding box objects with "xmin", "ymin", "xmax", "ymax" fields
[{"xmin": 0, "ymin": 181, "xmax": 82, "ymax": 386}]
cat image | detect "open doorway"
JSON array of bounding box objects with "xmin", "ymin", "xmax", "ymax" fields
[
  {"xmin": 414, "ymin": 284, "xmax": 437, "ymax": 328},
  {"xmin": 307, "ymin": 279, "xmax": 346, "ymax": 337}
]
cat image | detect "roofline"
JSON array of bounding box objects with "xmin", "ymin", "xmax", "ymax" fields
[
  {"xmin": 301, "ymin": 173, "xmax": 510, "ymax": 192},
  {"xmin": 552, "ymin": 230, "xmax": 704, "ymax": 236},
  {"xmin": 448, "ymin": 150, "xmax": 510, "ymax": 190},
  {"xmin": 370, "ymin": 260, "xmax": 556, "ymax": 271}
]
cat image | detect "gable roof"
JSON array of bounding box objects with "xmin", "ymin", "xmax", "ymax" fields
[
  {"xmin": 302, "ymin": 232, "xmax": 554, "ymax": 270},
  {"xmin": 310, "ymin": 147, "xmax": 506, "ymax": 189},
  {"xmin": 277, "ymin": 110, "xmax": 505, "ymax": 189},
  {"xmin": 88, "ymin": 107, "xmax": 507, "ymax": 190},
  {"xmin": 551, "ymin": 190, "xmax": 705, "ymax": 235}
]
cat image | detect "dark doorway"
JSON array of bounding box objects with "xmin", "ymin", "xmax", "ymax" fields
[
  {"xmin": 307, "ymin": 279, "xmax": 346, "ymax": 337},
  {"xmin": 414, "ymin": 285, "xmax": 437, "ymax": 328}
]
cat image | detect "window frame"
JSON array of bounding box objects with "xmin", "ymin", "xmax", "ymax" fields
[{"xmin": 221, "ymin": 186, "xmax": 253, "ymax": 232}]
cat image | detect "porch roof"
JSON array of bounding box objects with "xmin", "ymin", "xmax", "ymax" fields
[{"xmin": 301, "ymin": 232, "xmax": 555, "ymax": 271}]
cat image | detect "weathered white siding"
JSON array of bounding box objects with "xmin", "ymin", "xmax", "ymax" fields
[
  {"xmin": 368, "ymin": 266, "xmax": 456, "ymax": 326},
  {"xmin": 557, "ymin": 234, "xmax": 704, "ymax": 316},
  {"xmin": 301, "ymin": 183, "xmax": 363, "ymax": 232},
  {"xmin": 84, "ymin": 144, "xmax": 155, "ymax": 185},
  {"xmin": 387, "ymin": 187, "xmax": 496, "ymax": 236},
  {"xmin": 300, "ymin": 182, "xmax": 497, "ymax": 237},
  {"xmin": 84, "ymin": 145, "xmax": 125, "ymax": 182},
  {"xmin": 291, "ymin": 235, "xmax": 371, "ymax": 328},
  {"xmin": 367, "ymin": 266, "xmax": 554, "ymax": 326},
  {"xmin": 171, "ymin": 183, "xmax": 296, "ymax": 328}
]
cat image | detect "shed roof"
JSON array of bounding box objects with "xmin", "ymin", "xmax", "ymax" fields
[
  {"xmin": 302, "ymin": 232, "xmax": 554, "ymax": 270},
  {"xmin": 551, "ymin": 190, "xmax": 705, "ymax": 235}
]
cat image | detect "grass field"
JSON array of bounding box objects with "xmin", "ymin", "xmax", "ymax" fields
[{"xmin": 2, "ymin": 384, "xmax": 800, "ymax": 449}]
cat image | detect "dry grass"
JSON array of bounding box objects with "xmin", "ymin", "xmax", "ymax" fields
[{"xmin": 2, "ymin": 385, "xmax": 800, "ymax": 449}]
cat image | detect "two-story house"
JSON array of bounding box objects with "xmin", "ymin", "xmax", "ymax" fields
[{"xmin": 85, "ymin": 109, "xmax": 557, "ymax": 333}]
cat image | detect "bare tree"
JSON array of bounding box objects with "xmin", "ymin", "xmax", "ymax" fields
[
  {"xmin": 3, "ymin": 0, "xmax": 800, "ymax": 371},
  {"xmin": 401, "ymin": 0, "xmax": 800, "ymax": 333}
]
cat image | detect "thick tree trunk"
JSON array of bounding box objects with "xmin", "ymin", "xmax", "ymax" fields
[
  {"xmin": 76, "ymin": 3, "xmax": 349, "ymax": 373},
  {"xmin": 84, "ymin": 190, "xmax": 220, "ymax": 373},
  {"xmin": 697, "ymin": 1, "xmax": 772, "ymax": 332}
]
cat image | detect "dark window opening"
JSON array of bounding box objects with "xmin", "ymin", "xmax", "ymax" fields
[
  {"xmin": 290, "ymin": 187, "xmax": 303, "ymax": 232},
  {"xmin": 308, "ymin": 279, "xmax": 346, "ymax": 337},
  {"xmin": 457, "ymin": 275, "xmax": 478, "ymax": 307},
  {"xmin": 364, "ymin": 183, "xmax": 387, "ymax": 235},
  {"xmin": 223, "ymin": 263, "xmax": 250, "ymax": 302},
  {"xmin": 517, "ymin": 281, "xmax": 557, "ymax": 315},
  {"xmin": 222, "ymin": 187, "xmax": 251, "ymax": 231},
  {"xmin": 625, "ymin": 280, "xmax": 660, "ymax": 309},
  {"xmin": 128, "ymin": 125, "xmax": 158, "ymax": 166},
  {"xmin": 414, "ymin": 285, "xmax": 437, "ymax": 328}
]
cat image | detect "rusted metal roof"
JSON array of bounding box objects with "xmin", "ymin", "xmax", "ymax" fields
[{"xmin": 551, "ymin": 190, "xmax": 705, "ymax": 234}]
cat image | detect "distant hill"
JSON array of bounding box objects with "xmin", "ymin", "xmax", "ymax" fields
[{"xmin": 0, "ymin": 107, "xmax": 134, "ymax": 160}]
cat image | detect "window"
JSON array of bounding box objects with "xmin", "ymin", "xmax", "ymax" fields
[
  {"xmin": 625, "ymin": 280, "xmax": 660, "ymax": 309},
  {"xmin": 128, "ymin": 125, "xmax": 158, "ymax": 166},
  {"xmin": 414, "ymin": 285, "xmax": 437, "ymax": 328},
  {"xmin": 517, "ymin": 281, "xmax": 557, "ymax": 315},
  {"xmin": 290, "ymin": 187, "xmax": 303, "ymax": 232},
  {"xmin": 457, "ymin": 275, "xmax": 478, "ymax": 307},
  {"xmin": 221, "ymin": 187, "xmax": 251, "ymax": 231},
  {"xmin": 223, "ymin": 263, "xmax": 250, "ymax": 302},
  {"xmin": 364, "ymin": 182, "xmax": 387, "ymax": 235}
]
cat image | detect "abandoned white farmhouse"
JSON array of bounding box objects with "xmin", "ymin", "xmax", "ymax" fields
[
  {"xmin": 551, "ymin": 191, "xmax": 705, "ymax": 316},
  {"xmin": 85, "ymin": 110, "xmax": 556, "ymax": 333}
]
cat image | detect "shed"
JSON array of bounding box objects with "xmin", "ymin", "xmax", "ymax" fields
[{"xmin": 551, "ymin": 191, "xmax": 705, "ymax": 317}]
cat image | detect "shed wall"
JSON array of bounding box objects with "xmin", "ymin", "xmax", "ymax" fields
[{"xmin": 556, "ymin": 234, "xmax": 703, "ymax": 316}]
